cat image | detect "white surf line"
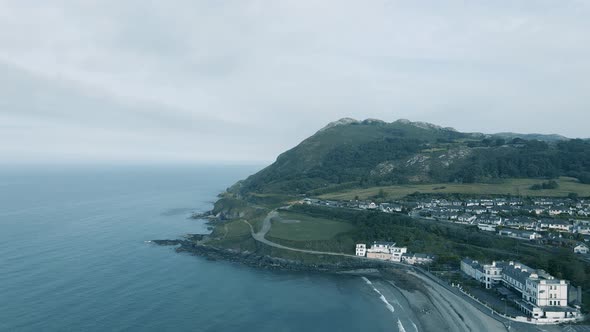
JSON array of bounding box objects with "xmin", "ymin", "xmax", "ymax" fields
[
  {"xmin": 397, "ymin": 319, "xmax": 407, "ymax": 332},
  {"xmin": 410, "ymin": 320, "xmax": 419, "ymax": 332},
  {"xmin": 361, "ymin": 277, "xmax": 395, "ymax": 313}
]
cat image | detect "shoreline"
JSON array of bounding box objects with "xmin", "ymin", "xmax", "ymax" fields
[
  {"xmin": 153, "ymin": 238, "xmax": 511, "ymax": 331},
  {"xmin": 153, "ymin": 235, "xmax": 586, "ymax": 331}
]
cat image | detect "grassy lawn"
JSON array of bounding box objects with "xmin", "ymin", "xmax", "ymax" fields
[
  {"xmin": 267, "ymin": 211, "xmax": 355, "ymax": 241},
  {"xmin": 319, "ymin": 177, "xmax": 590, "ymax": 200}
]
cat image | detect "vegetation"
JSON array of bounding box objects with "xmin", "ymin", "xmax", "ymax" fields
[
  {"xmin": 530, "ymin": 180, "xmax": 559, "ymax": 191},
  {"xmin": 231, "ymin": 119, "xmax": 590, "ymax": 196},
  {"xmin": 267, "ymin": 211, "xmax": 355, "ymax": 241},
  {"xmin": 319, "ymin": 177, "xmax": 590, "ymax": 200}
]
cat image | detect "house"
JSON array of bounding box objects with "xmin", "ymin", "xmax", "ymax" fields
[
  {"xmin": 523, "ymin": 205, "xmax": 546, "ymax": 215},
  {"xmin": 477, "ymin": 215, "xmax": 502, "ymax": 225},
  {"xmin": 465, "ymin": 207, "xmax": 488, "ymax": 215},
  {"xmin": 574, "ymin": 243, "xmax": 589, "ymax": 254},
  {"xmin": 540, "ymin": 219, "xmax": 573, "ymax": 232},
  {"xmin": 355, "ymin": 244, "xmax": 367, "ymax": 257},
  {"xmin": 498, "ymin": 229, "xmax": 542, "ymax": 240},
  {"xmin": 534, "ymin": 199, "xmax": 554, "ymax": 206},
  {"xmin": 457, "ymin": 214, "xmax": 477, "ymax": 223},
  {"xmin": 460, "ymin": 258, "xmax": 503, "ymax": 289},
  {"xmin": 402, "ymin": 253, "xmax": 434, "ymax": 265},
  {"xmin": 390, "ymin": 246, "xmax": 408, "ymax": 262},
  {"xmin": 365, "ymin": 241, "xmax": 407, "ymax": 262},
  {"xmin": 549, "ymin": 208, "xmax": 571, "ymax": 216},
  {"xmin": 478, "ymin": 224, "xmax": 496, "ymax": 232},
  {"xmin": 504, "ymin": 216, "xmax": 537, "ymax": 230}
]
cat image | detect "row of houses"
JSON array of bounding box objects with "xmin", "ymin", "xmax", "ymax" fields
[
  {"xmin": 302, "ymin": 197, "xmax": 590, "ymax": 253},
  {"xmin": 461, "ymin": 258, "xmax": 582, "ymax": 321},
  {"xmin": 303, "ymin": 197, "xmax": 590, "ymax": 219},
  {"xmin": 355, "ymin": 242, "xmax": 434, "ymax": 265}
]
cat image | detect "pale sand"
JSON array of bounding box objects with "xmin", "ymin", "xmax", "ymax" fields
[{"xmin": 379, "ymin": 269, "xmax": 508, "ymax": 332}]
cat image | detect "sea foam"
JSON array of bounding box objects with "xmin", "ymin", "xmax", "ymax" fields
[
  {"xmin": 361, "ymin": 277, "xmax": 395, "ymax": 313},
  {"xmin": 397, "ymin": 319, "xmax": 407, "ymax": 332}
]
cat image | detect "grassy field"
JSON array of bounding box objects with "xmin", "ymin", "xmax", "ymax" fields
[
  {"xmin": 267, "ymin": 211, "xmax": 355, "ymax": 241},
  {"xmin": 319, "ymin": 177, "xmax": 590, "ymax": 200}
]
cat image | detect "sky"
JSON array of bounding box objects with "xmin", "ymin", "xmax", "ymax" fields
[{"xmin": 1, "ymin": 1, "xmax": 589, "ymax": 164}]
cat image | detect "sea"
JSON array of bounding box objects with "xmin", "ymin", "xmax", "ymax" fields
[{"xmin": 0, "ymin": 165, "xmax": 417, "ymax": 331}]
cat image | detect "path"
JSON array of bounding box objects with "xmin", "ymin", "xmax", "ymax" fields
[{"xmin": 243, "ymin": 210, "xmax": 360, "ymax": 258}]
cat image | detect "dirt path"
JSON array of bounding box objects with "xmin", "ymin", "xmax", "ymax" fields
[{"xmin": 243, "ymin": 210, "xmax": 361, "ymax": 258}]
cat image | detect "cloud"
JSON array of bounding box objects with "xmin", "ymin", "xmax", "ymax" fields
[{"xmin": 0, "ymin": 1, "xmax": 589, "ymax": 163}]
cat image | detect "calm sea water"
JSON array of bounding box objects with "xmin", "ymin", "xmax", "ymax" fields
[{"xmin": 0, "ymin": 165, "xmax": 410, "ymax": 331}]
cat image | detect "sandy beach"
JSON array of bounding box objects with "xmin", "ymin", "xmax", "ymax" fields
[{"xmin": 374, "ymin": 268, "xmax": 508, "ymax": 332}]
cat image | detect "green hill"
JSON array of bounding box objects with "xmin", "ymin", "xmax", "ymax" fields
[{"xmin": 233, "ymin": 118, "xmax": 590, "ymax": 196}]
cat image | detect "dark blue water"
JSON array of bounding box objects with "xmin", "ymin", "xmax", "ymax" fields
[{"xmin": 0, "ymin": 165, "xmax": 405, "ymax": 331}]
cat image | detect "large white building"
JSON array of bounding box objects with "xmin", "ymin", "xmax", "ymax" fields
[
  {"xmin": 361, "ymin": 241, "xmax": 408, "ymax": 262},
  {"xmin": 461, "ymin": 258, "xmax": 580, "ymax": 320}
]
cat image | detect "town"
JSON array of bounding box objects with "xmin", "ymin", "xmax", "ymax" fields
[
  {"xmin": 304, "ymin": 196, "xmax": 589, "ymax": 324},
  {"xmin": 303, "ymin": 196, "xmax": 590, "ymax": 255}
]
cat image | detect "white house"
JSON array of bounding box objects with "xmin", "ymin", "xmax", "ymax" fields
[
  {"xmin": 458, "ymin": 214, "xmax": 477, "ymax": 223},
  {"xmin": 356, "ymin": 243, "xmax": 367, "ymax": 257},
  {"xmin": 574, "ymin": 243, "xmax": 589, "ymax": 254},
  {"xmin": 390, "ymin": 246, "xmax": 408, "ymax": 262},
  {"xmin": 365, "ymin": 241, "xmax": 407, "ymax": 262},
  {"xmin": 478, "ymin": 224, "xmax": 496, "ymax": 232},
  {"xmin": 540, "ymin": 219, "xmax": 573, "ymax": 232},
  {"xmin": 461, "ymin": 258, "xmax": 503, "ymax": 289},
  {"xmin": 402, "ymin": 253, "xmax": 434, "ymax": 265}
]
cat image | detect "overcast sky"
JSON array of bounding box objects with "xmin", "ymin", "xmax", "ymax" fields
[{"xmin": 1, "ymin": 1, "xmax": 589, "ymax": 164}]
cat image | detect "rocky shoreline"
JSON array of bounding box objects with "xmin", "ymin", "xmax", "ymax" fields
[{"xmin": 152, "ymin": 236, "xmax": 397, "ymax": 273}]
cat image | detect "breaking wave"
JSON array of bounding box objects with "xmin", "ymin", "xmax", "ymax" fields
[
  {"xmin": 397, "ymin": 319, "xmax": 407, "ymax": 332},
  {"xmin": 361, "ymin": 277, "xmax": 395, "ymax": 313}
]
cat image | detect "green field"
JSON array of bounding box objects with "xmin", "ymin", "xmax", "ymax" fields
[
  {"xmin": 319, "ymin": 177, "xmax": 590, "ymax": 200},
  {"xmin": 267, "ymin": 211, "xmax": 354, "ymax": 241}
]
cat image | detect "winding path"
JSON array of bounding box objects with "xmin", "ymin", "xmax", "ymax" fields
[{"xmin": 243, "ymin": 210, "xmax": 361, "ymax": 258}]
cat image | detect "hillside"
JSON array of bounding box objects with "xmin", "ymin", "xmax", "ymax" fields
[{"xmin": 232, "ymin": 118, "xmax": 590, "ymax": 196}]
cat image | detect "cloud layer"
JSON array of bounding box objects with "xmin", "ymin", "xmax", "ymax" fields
[{"xmin": 1, "ymin": 1, "xmax": 589, "ymax": 163}]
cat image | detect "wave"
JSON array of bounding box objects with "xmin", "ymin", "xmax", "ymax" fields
[
  {"xmin": 410, "ymin": 320, "xmax": 418, "ymax": 332},
  {"xmin": 397, "ymin": 319, "xmax": 406, "ymax": 332},
  {"xmin": 380, "ymin": 295, "xmax": 396, "ymax": 313},
  {"xmin": 361, "ymin": 277, "xmax": 394, "ymax": 313}
]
